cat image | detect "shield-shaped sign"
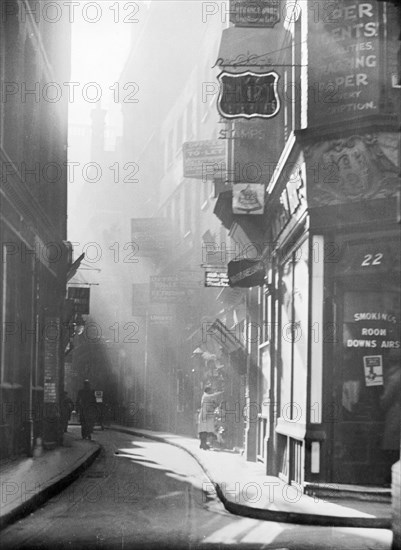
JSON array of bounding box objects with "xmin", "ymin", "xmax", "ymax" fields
[{"xmin": 217, "ymin": 71, "xmax": 280, "ymax": 119}]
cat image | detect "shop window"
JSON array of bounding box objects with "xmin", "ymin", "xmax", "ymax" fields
[
  {"xmin": 331, "ymin": 287, "xmax": 400, "ymax": 484},
  {"xmin": 278, "ymin": 239, "xmax": 309, "ymax": 423}
]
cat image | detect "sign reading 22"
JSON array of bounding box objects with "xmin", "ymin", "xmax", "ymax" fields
[{"xmin": 361, "ymin": 253, "xmax": 383, "ymax": 267}]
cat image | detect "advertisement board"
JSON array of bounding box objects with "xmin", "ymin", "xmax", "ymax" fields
[
  {"xmin": 182, "ymin": 140, "xmax": 226, "ymax": 179},
  {"xmin": 232, "ymin": 183, "xmax": 265, "ymax": 214},
  {"xmin": 205, "ymin": 270, "xmax": 230, "ymax": 287},
  {"xmin": 308, "ymin": 0, "xmax": 381, "ymax": 126},
  {"xmin": 67, "ymin": 287, "xmax": 90, "ymax": 315}
]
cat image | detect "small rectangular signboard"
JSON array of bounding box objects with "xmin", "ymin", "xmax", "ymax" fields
[
  {"xmin": 205, "ymin": 270, "xmax": 230, "ymax": 287},
  {"xmin": 183, "ymin": 140, "xmax": 226, "ymax": 179},
  {"xmin": 67, "ymin": 287, "xmax": 90, "ymax": 315},
  {"xmin": 363, "ymin": 355, "xmax": 384, "ymax": 387}
]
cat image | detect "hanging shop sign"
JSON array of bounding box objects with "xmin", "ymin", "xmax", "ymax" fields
[
  {"xmin": 229, "ymin": 0, "xmax": 281, "ymax": 28},
  {"xmin": 307, "ymin": 0, "xmax": 382, "ymax": 126},
  {"xmin": 227, "ymin": 258, "xmax": 265, "ymax": 287},
  {"xmin": 232, "ymin": 183, "xmax": 265, "ymax": 214},
  {"xmin": 182, "ymin": 140, "xmax": 226, "ymax": 179},
  {"xmin": 217, "ymin": 71, "xmax": 280, "ymax": 119},
  {"xmin": 205, "ymin": 270, "xmax": 230, "ymax": 287},
  {"xmin": 67, "ymin": 286, "xmax": 90, "ymax": 315}
]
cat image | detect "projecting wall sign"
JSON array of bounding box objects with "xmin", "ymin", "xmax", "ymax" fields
[{"xmin": 217, "ymin": 71, "xmax": 280, "ymax": 120}]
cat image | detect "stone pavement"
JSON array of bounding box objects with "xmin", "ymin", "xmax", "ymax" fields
[
  {"xmin": 0, "ymin": 430, "xmax": 100, "ymax": 529},
  {"xmin": 110, "ymin": 425, "xmax": 394, "ymax": 529},
  {"xmin": 0, "ymin": 424, "xmax": 394, "ymax": 532}
]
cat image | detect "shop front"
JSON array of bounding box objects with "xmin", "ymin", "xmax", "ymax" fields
[
  {"xmin": 260, "ymin": 141, "xmax": 400, "ymax": 489},
  {"xmin": 322, "ymin": 230, "xmax": 400, "ymax": 486}
]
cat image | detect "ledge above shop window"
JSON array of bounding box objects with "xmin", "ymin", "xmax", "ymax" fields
[{"xmin": 275, "ymin": 416, "xmax": 306, "ymax": 440}]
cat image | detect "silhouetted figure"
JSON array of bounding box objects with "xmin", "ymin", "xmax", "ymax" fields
[
  {"xmin": 76, "ymin": 380, "xmax": 97, "ymax": 440},
  {"xmin": 198, "ymin": 386, "xmax": 223, "ymax": 450},
  {"xmin": 60, "ymin": 391, "xmax": 74, "ymax": 433}
]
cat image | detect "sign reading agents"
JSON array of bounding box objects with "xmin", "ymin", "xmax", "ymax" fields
[
  {"xmin": 217, "ymin": 71, "xmax": 280, "ymax": 119},
  {"xmin": 308, "ymin": 0, "xmax": 381, "ymax": 125}
]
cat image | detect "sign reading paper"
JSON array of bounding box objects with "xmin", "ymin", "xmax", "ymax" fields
[
  {"xmin": 232, "ymin": 183, "xmax": 264, "ymax": 214},
  {"xmin": 363, "ymin": 355, "xmax": 383, "ymax": 387},
  {"xmin": 182, "ymin": 140, "xmax": 226, "ymax": 180},
  {"xmin": 308, "ymin": 0, "xmax": 381, "ymax": 126}
]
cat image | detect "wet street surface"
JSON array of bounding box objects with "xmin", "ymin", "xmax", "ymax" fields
[{"xmin": 0, "ymin": 428, "xmax": 393, "ymax": 550}]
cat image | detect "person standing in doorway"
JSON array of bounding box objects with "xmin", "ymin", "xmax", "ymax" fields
[
  {"xmin": 197, "ymin": 386, "xmax": 223, "ymax": 450},
  {"xmin": 76, "ymin": 380, "xmax": 97, "ymax": 440},
  {"xmin": 60, "ymin": 391, "xmax": 74, "ymax": 433}
]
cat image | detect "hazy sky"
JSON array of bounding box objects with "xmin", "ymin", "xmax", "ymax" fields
[{"xmin": 69, "ymin": 1, "xmax": 132, "ymax": 128}]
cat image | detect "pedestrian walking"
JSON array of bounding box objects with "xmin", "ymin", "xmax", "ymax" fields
[
  {"xmin": 60, "ymin": 390, "xmax": 74, "ymax": 433},
  {"xmin": 76, "ymin": 380, "xmax": 97, "ymax": 440},
  {"xmin": 197, "ymin": 386, "xmax": 223, "ymax": 450}
]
